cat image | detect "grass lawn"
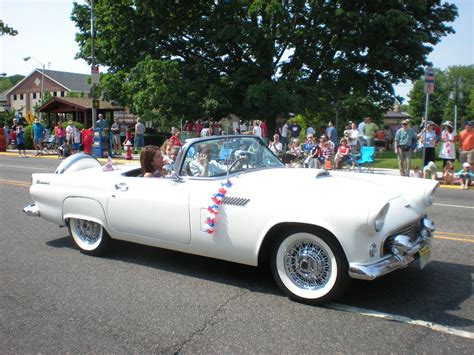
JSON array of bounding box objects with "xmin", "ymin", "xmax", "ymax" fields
[{"xmin": 373, "ymin": 148, "xmax": 463, "ymax": 171}]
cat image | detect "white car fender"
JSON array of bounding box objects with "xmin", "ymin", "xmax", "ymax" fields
[{"xmin": 63, "ymin": 197, "xmax": 107, "ymax": 227}]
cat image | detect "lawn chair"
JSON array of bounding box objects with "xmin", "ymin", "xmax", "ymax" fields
[{"xmin": 354, "ymin": 146, "xmax": 375, "ymax": 173}]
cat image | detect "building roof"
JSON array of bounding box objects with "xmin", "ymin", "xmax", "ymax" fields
[
  {"xmin": 42, "ymin": 69, "xmax": 92, "ymax": 92},
  {"xmin": 37, "ymin": 96, "xmax": 122, "ymax": 112},
  {"xmin": 5, "ymin": 69, "xmax": 92, "ymax": 95},
  {"xmin": 384, "ymin": 110, "xmax": 410, "ymax": 118}
]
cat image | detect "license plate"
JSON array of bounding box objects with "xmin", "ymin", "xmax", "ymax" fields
[{"xmin": 419, "ymin": 245, "xmax": 431, "ymax": 269}]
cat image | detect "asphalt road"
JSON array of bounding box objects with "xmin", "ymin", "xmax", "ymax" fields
[{"xmin": 1, "ymin": 155, "xmax": 473, "ymax": 353}]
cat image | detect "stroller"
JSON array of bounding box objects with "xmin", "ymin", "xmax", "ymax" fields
[{"xmin": 42, "ymin": 135, "xmax": 56, "ymax": 154}]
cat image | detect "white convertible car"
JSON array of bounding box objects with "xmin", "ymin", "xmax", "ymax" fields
[{"xmin": 24, "ymin": 135, "xmax": 438, "ymax": 304}]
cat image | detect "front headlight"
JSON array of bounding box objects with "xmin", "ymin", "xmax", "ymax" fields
[{"xmin": 374, "ymin": 203, "xmax": 390, "ymax": 233}]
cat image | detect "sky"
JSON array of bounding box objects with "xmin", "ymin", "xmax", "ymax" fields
[{"xmin": 1, "ymin": 0, "xmax": 473, "ymax": 102}]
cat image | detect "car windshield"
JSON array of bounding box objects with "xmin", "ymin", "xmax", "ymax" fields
[{"xmin": 180, "ymin": 136, "xmax": 284, "ymax": 177}]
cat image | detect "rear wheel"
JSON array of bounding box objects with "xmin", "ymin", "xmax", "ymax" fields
[
  {"xmin": 68, "ymin": 218, "xmax": 110, "ymax": 256},
  {"xmin": 271, "ymin": 228, "xmax": 348, "ymax": 305}
]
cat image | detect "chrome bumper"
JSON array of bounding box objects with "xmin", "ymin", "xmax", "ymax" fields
[
  {"xmin": 349, "ymin": 218, "xmax": 435, "ymax": 280},
  {"xmin": 23, "ymin": 203, "xmax": 40, "ymax": 217}
]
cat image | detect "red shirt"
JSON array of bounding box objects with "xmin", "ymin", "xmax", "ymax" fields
[{"xmin": 337, "ymin": 145, "xmax": 350, "ymax": 156}]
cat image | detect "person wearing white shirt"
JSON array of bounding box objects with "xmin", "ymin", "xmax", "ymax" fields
[{"xmin": 268, "ymin": 134, "xmax": 283, "ymax": 155}]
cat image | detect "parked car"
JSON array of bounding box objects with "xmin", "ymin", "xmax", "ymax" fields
[{"xmin": 24, "ymin": 135, "xmax": 438, "ymax": 305}]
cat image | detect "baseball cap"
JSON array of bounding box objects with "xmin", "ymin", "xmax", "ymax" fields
[{"xmin": 463, "ymin": 162, "xmax": 470, "ymax": 168}]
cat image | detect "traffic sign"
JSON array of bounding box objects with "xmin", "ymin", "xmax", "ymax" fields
[{"xmin": 424, "ymin": 67, "xmax": 435, "ymax": 94}]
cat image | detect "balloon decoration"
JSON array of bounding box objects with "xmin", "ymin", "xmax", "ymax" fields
[{"xmin": 204, "ymin": 179, "xmax": 233, "ymax": 234}]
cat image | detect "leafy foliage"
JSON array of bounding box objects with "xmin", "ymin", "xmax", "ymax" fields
[
  {"xmin": 0, "ymin": 20, "xmax": 18, "ymax": 36},
  {"xmin": 71, "ymin": 0, "xmax": 458, "ymax": 133},
  {"xmin": 408, "ymin": 65, "xmax": 474, "ymax": 126}
]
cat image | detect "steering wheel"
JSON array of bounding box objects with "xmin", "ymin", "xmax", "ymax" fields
[{"xmin": 228, "ymin": 155, "xmax": 248, "ymax": 174}]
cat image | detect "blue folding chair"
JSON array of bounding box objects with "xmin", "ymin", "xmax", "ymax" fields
[{"xmin": 354, "ymin": 146, "xmax": 375, "ymax": 173}]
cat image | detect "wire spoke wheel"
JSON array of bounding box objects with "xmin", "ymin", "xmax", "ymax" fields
[
  {"xmin": 271, "ymin": 230, "xmax": 348, "ymax": 304},
  {"xmin": 284, "ymin": 240, "xmax": 331, "ymax": 290},
  {"xmin": 69, "ymin": 218, "xmax": 110, "ymax": 256}
]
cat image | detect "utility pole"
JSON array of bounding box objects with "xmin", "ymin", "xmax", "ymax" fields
[
  {"xmin": 422, "ymin": 67, "xmax": 434, "ymax": 167},
  {"xmin": 91, "ymin": 0, "xmax": 97, "ymax": 129}
]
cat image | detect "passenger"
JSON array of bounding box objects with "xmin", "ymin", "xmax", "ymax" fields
[
  {"xmin": 189, "ymin": 145, "xmax": 225, "ymax": 177},
  {"xmin": 140, "ymin": 145, "xmax": 165, "ymax": 178}
]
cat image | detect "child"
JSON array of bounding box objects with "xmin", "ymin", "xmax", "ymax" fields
[
  {"xmin": 410, "ymin": 165, "xmax": 423, "ymax": 178},
  {"xmin": 455, "ymin": 162, "xmax": 474, "ymax": 190},
  {"xmin": 423, "ymin": 161, "xmax": 438, "ymax": 180},
  {"xmin": 322, "ymin": 141, "xmax": 334, "ymax": 170},
  {"xmin": 442, "ymin": 161, "xmax": 454, "ymax": 185},
  {"xmin": 72, "ymin": 126, "xmax": 81, "ymax": 154}
]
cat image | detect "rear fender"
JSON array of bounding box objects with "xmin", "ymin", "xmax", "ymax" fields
[{"xmin": 63, "ymin": 197, "xmax": 107, "ymax": 227}]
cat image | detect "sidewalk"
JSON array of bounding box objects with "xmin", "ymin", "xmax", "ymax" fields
[{"xmin": 0, "ymin": 148, "xmax": 140, "ymax": 163}]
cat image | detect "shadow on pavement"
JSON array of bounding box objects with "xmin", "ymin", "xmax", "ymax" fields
[{"xmin": 47, "ymin": 235, "xmax": 473, "ymax": 330}]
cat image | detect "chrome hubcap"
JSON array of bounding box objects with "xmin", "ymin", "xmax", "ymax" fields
[
  {"xmin": 75, "ymin": 220, "xmax": 101, "ymax": 245},
  {"xmin": 284, "ymin": 240, "xmax": 331, "ymax": 290}
]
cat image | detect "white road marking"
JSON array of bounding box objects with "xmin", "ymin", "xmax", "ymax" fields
[
  {"xmin": 434, "ymin": 203, "xmax": 474, "ymax": 209},
  {"xmin": 326, "ymin": 303, "xmax": 474, "ymax": 340},
  {"xmin": 0, "ymin": 164, "xmax": 51, "ymax": 171}
]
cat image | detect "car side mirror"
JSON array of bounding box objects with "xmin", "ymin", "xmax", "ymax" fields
[{"xmin": 162, "ymin": 164, "xmax": 184, "ymax": 182}]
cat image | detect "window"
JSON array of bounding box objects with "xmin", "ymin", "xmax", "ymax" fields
[
  {"xmin": 33, "ymin": 93, "xmax": 37, "ymax": 99},
  {"xmin": 53, "ymin": 91, "xmax": 57, "ymax": 97},
  {"xmin": 13, "ymin": 94, "xmax": 17, "ymax": 100},
  {"xmin": 20, "ymin": 94, "xmax": 24, "ymax": 100},
  {"xmin": 61, "ymin": 91, "xmax": 65, "ymax": 97}
]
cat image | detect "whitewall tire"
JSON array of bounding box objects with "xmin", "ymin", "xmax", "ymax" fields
[
  {"xmin": 271, "ymin": 229, "xmax": 348, "ymax": 305},
  {"xmin": 68, "ymin": 218, "xmax": 110, "ymax": 256}
]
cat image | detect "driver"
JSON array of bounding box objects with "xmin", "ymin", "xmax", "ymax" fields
[{"xmin": 189, "ymin": 145, "xmax": 226, "ymax": 177}]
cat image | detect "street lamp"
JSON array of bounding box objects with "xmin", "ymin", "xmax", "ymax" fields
[{"xmin": 23, "ymin": 56, "xmax": 45, "ymax": 120}]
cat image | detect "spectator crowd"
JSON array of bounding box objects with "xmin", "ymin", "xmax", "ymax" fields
[{"xmin": 2, "ymin": 113, "xmax": 473, "ymax": 189}]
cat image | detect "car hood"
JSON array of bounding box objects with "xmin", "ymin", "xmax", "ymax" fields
[
  {"xmin": 233, "ymin": 168, "xmax": 401, "ymax": 201},
  {"xmin": 230, "ymin": 168, "xmax": 437, "ymax": 214}
]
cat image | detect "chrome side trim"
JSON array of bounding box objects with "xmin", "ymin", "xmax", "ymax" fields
[
  {"xmin": 23, "ymin": 203, "xmax": 40, "ymax": 217},
  {"xmin": 221, "ymin": 196, "xmax": 250, "ymax": 206}
]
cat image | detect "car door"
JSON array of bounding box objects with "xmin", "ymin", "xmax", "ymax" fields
[{"xmin": 107, "ymin": 176, "xmax": 191, "ymax": 243}]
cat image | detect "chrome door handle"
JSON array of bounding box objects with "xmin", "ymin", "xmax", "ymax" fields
[{"xmin": 114, "ymin": 183, "xmax": 129, "ymax": 191}]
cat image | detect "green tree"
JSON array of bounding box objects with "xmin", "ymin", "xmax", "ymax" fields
[
  {"xmin": 72, "ymin": 0, "xmax": 457, "ymax": 133},
  {"xmin": 0, "ymin": 20, "xmax": 18, "ymax": 36},
  {"xmin": 408, "ymin": 65, "xmax": 474, "ymax": 127}
]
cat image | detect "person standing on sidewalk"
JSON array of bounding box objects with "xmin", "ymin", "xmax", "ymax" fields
[
  {"xmin": 134, "ymin": 118, "xmax": 145, "ymax": 153},
  {"xmin": 394, "ymin": 119, "xmax": 417, "ymax": 176},
  {"xmin": 15, "ymin": 121, "xmax": 28, "ymax": 158},
  {"xmin": 459, "ymin": 121, "xmax": 474, "ymax": 170},
  {"xmin": 31, "ymin": 118, "xmax": 45, "ymax": 156},
  {"xmin": 110, "ymin": 117, "xmax": 121, "ymax": 155}
]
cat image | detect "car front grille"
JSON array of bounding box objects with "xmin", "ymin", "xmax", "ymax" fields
[{"xmin": 382, "ymin": 219, "xmax": 421, "ymax": 256}]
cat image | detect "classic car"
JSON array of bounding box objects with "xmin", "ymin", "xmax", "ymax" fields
[{"xmin": 24, "ymin": 135, "xmax": 438, "ymax": 305}]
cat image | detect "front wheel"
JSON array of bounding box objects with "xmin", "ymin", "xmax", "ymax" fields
[
  {"xmin": 68, "ymin": 218, "xmax": 110, "ymax": 256},
  {"xmin": 271, "ymin": 229, "xmax": 348, "ymax": 305}
]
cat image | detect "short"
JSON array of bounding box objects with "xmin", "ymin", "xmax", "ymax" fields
[
  {"xmin": 73, "ymin": 143, "xmax": 80, "ymax": 150},
  {"xmin": 111, "ymin": 134, "xmax": 121, "ymax": 145},
  {"xmin": 460, "ymin": 150, "xmax": 474, "ymax": 164},
  {"xmin": 33, "ymin": 138, "xmax": 43, "ymax": 145},
  {"xmin": 17, "ymin": 142, "xmax": 25, "ymax": 150}
]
